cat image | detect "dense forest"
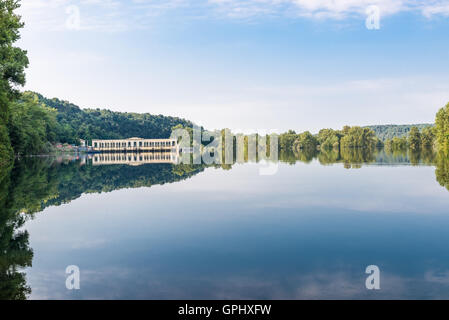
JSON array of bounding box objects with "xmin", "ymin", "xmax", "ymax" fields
[
  {"xmin": 0, "ymin": 0, "xmax": 29, "ymax": 167},
  {"xmin": 4, "ymin": 90, "xmax": 195, "ymax": 157},
  {"xmin": 365, "ymin": 124, "xmax": 434, "ymax": 141},
  {"xmin": 278, "ymin": 126, "xmax": 383, "ymax": 153},
  {"xmin": 277, "ymin": 119, "xmax": 447, "ymax": 154},
  {"xmin": 31, "ymin": 92, "xmax": 195, "ymax": 144}
]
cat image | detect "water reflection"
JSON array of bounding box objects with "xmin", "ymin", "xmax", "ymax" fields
[
  {"xmin": 1, "ymin": 148, "xmax": 449, "ymax": 299},
  {"xmin": 0, "ymin": 163, "xmax": 34, "ymax": 299},
  {"xmin": 92, "ymin": 152, "xmax": 178, "ymax": 166}
]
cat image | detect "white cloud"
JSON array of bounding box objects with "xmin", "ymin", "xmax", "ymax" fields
[
  {"xmin": 17, "ymin": 0, "xmax": 449, "ymax": 32},
  {"xmin": 209, "ymin": 0, "xmax": 407, "ymax": 19},
  {"xmin": 209, "ymin": 0, "xmax": 449, "ymax": 19},
  {"xmin": 422, "ymin": 0, "xmax": 449, "ymax": 18},
  {"xmin": 293, "ymin": 0, "xmax": 406, "ymax": 18}
]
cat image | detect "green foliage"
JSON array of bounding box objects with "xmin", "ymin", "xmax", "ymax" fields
[
  {"xmin": 317, "ymin": 129, "xmax": 341, "ymax": 149},
  {"xmin": 366, "ymin": 124, "xmax": 434, "ymax": 141},
  {"xmin": 0, "ymin": 124, "xmax": 13, "ymax": 167},
  {"xmin": 385, "ymin": 136, "xmax": 408, "ymax": 151},
  {"xmin": 0, "ymin": 0, "xmax": 29, "ymax": 167},
  {"xmin": 435, "ymin": 102, "xmax": 449, "ymax": 153},
  {"xmin": 8, "ymin": 92, "xmax": 60, "ymax": 155},
  {"xmin": 293, "ymin": 131, "xmax": 319, "ymax": 151},
  {"xmin": 281, "ymin": 126, "xmax": 377, "ymax": 152},
  {"xmin": 340, "ymin": 126, "xmax": 376, "ymax": 149},
  {"xmin": 384, "ymin": 125, "xmax": 437, "ymax": 152},
  {"xmin": 30, "ymin": 92, "xmax": 194, "ymax": 145},
  {"xmin": 408, "ymin": 126, "xmax": 422, "ymax": 151},
  {"xmin": 278, "ymin": 130, "xmax": 299, "ymax": 151},
  {"xmin": 421, "ymin": 126, "xmax": 436, "ymax": 148}
]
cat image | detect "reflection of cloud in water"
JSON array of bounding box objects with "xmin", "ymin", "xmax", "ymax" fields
[
  {"xmin": 28, "ymin": 267, "xmax": 449, "ymax": 300},
  {"xmin": 425, "ymin": 270, "xmax": 449, "ymax": 284},
  {"xmin": 70, "ymin": 238, "xmax": 108, "ymax": 250}
]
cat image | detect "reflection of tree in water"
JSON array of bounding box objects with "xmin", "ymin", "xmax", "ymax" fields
[
  {"xmin": 293, "ymin": 147, "xmax": 318, "ymax": 164},
  {"xmin": 1, "ymin": 149, "xmax": 449, "ymax": 299},
  {"xmin": 0, "ymin": 157, "xmax": 209, "ymax": 299},
  {"xmin": 0, "ymin": 166, "xmax": 33, "ymax": 300},
  {"xmin": 287, "ymin": 147, "xmax": 443, "ymax": 170},
  {"xmin": 340, "ymin": 148, "xmax": 375, "ymax": 169},
  {"xmin": 279, "ymin": 150, "xmax": 300, "ymax": 165},
  {"xmin": 435, "ymin": 152, "xmax": 449, "ymax": 191},
  {"xmin": 317, "ymin": 148, "xmax": 340, "ymax": 165},
  {"xmin": 410, "ymin": 148, "xmax": 436, "ymax": 166},
  {"xmin": 280, "ymin": 148, "xmax": 318, "ymax": 165},
  {"xmin": 290, "ymin": 147, "xmax": 375, "ymax": 168},
  {"xmin": 379, "ymin": 148, "xmax": 437, "ymax": 166}
]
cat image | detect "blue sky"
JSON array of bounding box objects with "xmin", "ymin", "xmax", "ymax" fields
[{"xmin": 17, "ymin": 0, "xmax": 449, "ymax": 133}]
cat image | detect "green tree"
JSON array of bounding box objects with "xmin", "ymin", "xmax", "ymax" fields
[
  {"xmin": 8, "ymin": 92, "xmax": 60, "ymax": 155},
  {"xmin": 385, "ymin": 136, "xmax": 408, "ymax": 151},
  {"xmin": 0, "ymin": 0, "xmax": 29, "ymax": 167},
  {"xmin": 435, "ymin": 102, "xmax": 449, "ymax": 153},
  {"xmin": 408, "ymin": 126, "xmax": 422, "ymax": 151},
  {"xmin": 421, "ymin": 126, "xmax": 435, "ymax": 148},
  {"xmin": 293, "ymin": 131, "xmax": 319, "ymax": 151},
  {"xmin": 435, "ymin": 151, "xmax": 449, "ymax": 191},
  {"xmin": 279, "ymin": 131, "xmax": 299, "ymax": 151},
  {"xmin": 317, "ymin": 129, "xmax": 341, "ymax": 149},
  {"xmin": 340, "ymin": 126, "xmax": 376, "ymax": 149},
  {"xmin": 365, "ymin": 124, "xmax": 433, "ymax": 141}
]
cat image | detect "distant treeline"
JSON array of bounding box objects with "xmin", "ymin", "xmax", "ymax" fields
[
  {"xmin": 278, "ymin": 126, "xmax": 383, "ymax": 152},
  {"xmin": 365, "ymin": 124, "xmax": 434, "ymax": 141},
  {"xmin": 276, "ymin": 109, "xmax": 449, "ymax": 153}
]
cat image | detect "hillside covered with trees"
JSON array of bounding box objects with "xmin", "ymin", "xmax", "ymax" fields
[
  {"xmin": 30, "ymin": 92, "xmax": 195, "ymax": 144},
  {"xmin": 4, "ymin": 90, "xmax": 196, "ymax": 156},
  {"xmin": 365, "ymin": 124, "xmax": 434, "ymax": 141}
]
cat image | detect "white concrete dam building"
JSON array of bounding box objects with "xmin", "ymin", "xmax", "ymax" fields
[{"xmin": 91, "ymin": 137, "xmax": 178, "ymax": 152}]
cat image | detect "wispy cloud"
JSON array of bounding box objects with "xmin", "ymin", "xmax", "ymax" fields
[
  {"xmin": 18, "ymin": 0, "xmax": 449, "ymax": 32},
  {"xmin": 422, "ymin": 0, "xmax": 449, "ymax": 18},
  {"xmin": 209, "ymin": 0, "xmax": 406, "ymax": 19}
]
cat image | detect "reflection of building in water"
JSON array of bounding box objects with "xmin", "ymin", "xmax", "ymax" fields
[
  {"xmin": 91, "ymin": 137, "xmax": 178, "ymax": 152},
  {"xmin": 91, "ymin": 152, "xmax": 178, "ymax": 166}
]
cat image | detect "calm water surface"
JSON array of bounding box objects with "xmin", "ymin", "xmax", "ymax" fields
[{"xmin": 2, "ymin": 149, "xmax": 449, "ymax": 299}]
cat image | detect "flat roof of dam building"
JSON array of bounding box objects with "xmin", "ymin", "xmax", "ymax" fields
[
  {"xmin": 91, "ymin": 138, "xmax": 178, "ymax": 149},
  {"xmin": 92, "ymin": 138, "xmax": 176, "ymax": 141}
]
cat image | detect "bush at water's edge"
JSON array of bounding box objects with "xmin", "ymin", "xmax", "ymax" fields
[{"xmin": 0, "ymin": 124, "xmax": 13, "ymax": 169}]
